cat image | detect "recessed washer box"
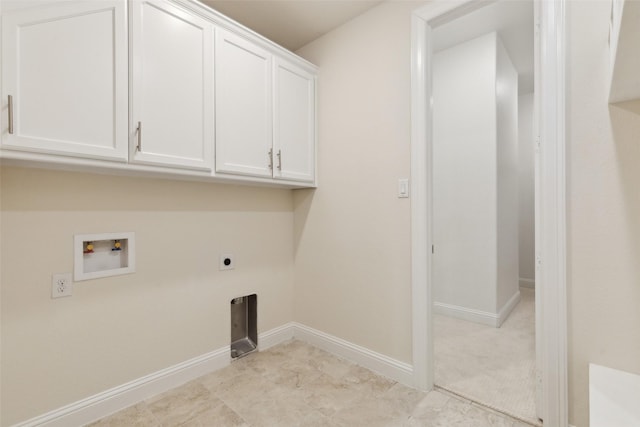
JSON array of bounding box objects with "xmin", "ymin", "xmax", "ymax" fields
[{"xmin": 74, "ymin": 232, "xmax": 135, "ymax": 281}]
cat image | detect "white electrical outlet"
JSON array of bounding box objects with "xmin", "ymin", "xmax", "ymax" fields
[
  {"xmin": 219, "ymin": 254, "xmax": 235, "ymax": 271},
  {"xmin": 52, "ymin": 273, "xmax": 73, "ymax": 298}
]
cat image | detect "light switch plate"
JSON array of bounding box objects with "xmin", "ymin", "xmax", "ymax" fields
[{"xmin": 398, "ymin": 179, "xmax": 409, "ymax": 198}]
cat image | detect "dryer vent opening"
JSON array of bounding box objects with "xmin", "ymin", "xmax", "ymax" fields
[{"xmin": 230, "ymin": 294, "xmax": 257, "ymax": 359}]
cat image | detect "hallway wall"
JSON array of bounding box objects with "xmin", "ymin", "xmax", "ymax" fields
[
  {"xmin": 518, "ymin": 93, "xmax": 535, "ymax": 286},
  {"xmin": 432, "ymin": 33, "xmax": 498, "ymax": 315},
  {"xmin": 431, "ymin": 32, "xmax": 519, "ymax": 321},
  {"xmin": 495, "ymin": 34, "xmax": 519, "ymax": 311}
]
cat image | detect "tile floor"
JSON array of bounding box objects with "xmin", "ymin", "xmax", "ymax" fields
[{"xmin": 89, "ymin": 340, "xmax": 536, "ymax": 426}]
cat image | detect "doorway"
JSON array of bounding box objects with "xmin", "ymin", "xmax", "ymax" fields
[
  {"xmin": 410, "ymin": 0, "xmax": 568, "ymax": 426},
  {"xmin": 430, "ymin": 1, "xmax": 537, "ymax": 423}
]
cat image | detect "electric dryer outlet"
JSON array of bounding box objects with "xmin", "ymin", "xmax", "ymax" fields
[{"xmin": 220, "ymin": 254, "xmax": 235, "ymax": 270}]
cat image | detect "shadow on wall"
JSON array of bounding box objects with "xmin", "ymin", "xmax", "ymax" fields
[
  {"xmin": 611, "ymin": 100, "xmax": 640, "ymax": 116},
  {"xmin": 0, "ymin": 167, "xmax": 293, "ymax": 213},
  {"xmin": 292, "ymin": 188, "xmax": 316, "ymax": 254},
  {"xmin": 609, "ymin": 102, "xmax": 640, "ymax": 269}
]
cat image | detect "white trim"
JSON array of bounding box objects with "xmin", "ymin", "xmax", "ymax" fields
[
  {"xmin": 410, "ymin": 10, "xmax": 433, "ymax": 392},
  {"xmin": 519, "ymin": 278, "xmax": 536, "ymax": 289},
  {"xmin": 12, "ymin": 324, "xmax": 295, "ymax": 427},
  {"xmin": 434, "ymin": 302, "xmax": 499, "ymax": 327},
  {"xmin": 291, "ymin": 322, "xmax": 414, "ymax": 386},
  {"xmin": 434, "ymin": 290, "xmax": 520, "ymax": 328},
  {"xmin": 538, "ymin": 0, "xmax": 568, "ymax": 424},
  {"xmin": 497, "ymin": 290, "xmax": 521, "ymax": 327},
  {"xmin": 11, "ymin": 322, "xmax": 417, "ymax": 426},
  {"xmin": 259, "ymin": 322, "xmax": 295, "ymax": 351},
  {"xmin": 12, "ymin": 347, "xmax": 230, "ymax": 427},
  {"xmin": 533, "ymin": 0, "xmax": 543, "ymax": 416},
  {"xmin": 410, "ymin": 1, "xmax": 568, "ymax": 426}
]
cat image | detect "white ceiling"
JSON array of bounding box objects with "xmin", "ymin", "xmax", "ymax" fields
[
  {"xmin": 200, "ymin": 0, "xmax": 385, "ymax": 51},
  {"xmin": 434, "ymin": 0, "xmax": 535, "ymax": 94}
]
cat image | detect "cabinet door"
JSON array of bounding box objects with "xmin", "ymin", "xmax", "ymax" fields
[
  {"xmin": 215, "ymin": 28, "xmax": 272, "ymax": 178},
  {"xmin": 130, "ymin": 0, "xmax": 213, "ymax": 171},
  {"xmin": 273, "ymin": 59, "xmax": 316, "ymax": 183},
  {"xmin": 1, "ymin": 0, "xmax": 128, "ymax": 161}
]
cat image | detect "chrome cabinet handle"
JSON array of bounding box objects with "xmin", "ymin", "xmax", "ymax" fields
[
  {"xmin": 268, "ymin": 148, "xmax": 273, "ymax": 170},
  {"xmin": 136, "ymin": 121, "xmax": 142, "ymax": 151},
  {"xmin": 8, "ymin": 95, "xmax": 14, "ymax": 134},
  {"xmin": 277, "ymin": 149, "xmax": 282, "ymax": 170}
]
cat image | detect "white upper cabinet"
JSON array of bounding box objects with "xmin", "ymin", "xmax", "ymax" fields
[
  {"xmin": 1, "ymin": 0, "xmax": 128, "ymax": 161},
  {"xmin": 130, "ymin": 0, "xmax": 214, "ymax": 171},
  {"xmin": 215, "ymin": 28, "xmax": 273, "ymax": 178},
  {"xmin": 0, "ymin": 0, "xmax": 317, "ymax": 187},
  {"xmin": 215, "ymin": 31, "xmax": 316, "ymax": 184},
  {"xmin": 273, "ymin": 58, "xmax": 316, "ymax": 183}
]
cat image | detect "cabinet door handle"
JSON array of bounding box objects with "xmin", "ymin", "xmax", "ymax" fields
[
  {"xmin": 7, "ymin": 95, "xmax": 14, "ymax": 135},
  {"xmin": 136, "ymin": 121, "xmax": 142, "ymax": 152},
  {"xmin": 268, "ymin": 148, "xmax": 273, "ymax": 170},
  {"xmin": 277, "ymin": 150, "xmax": 282, "ymax": 170}
]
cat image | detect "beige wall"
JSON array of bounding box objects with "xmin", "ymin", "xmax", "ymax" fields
[
  {"xmin": 567, "ymin": 1, "xmax": 640, "ymax": 426},
  {"xmin": 293, "ymin": 1, "xmax": 416, "ymax": 363},
  {"xmin": 0, "ymin": 167, "xmax": 294, "ymax": 425}
]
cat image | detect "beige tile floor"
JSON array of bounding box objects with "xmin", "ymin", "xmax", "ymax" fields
[{"xmin": 89, "ymin": 340, "xmax": 536, "ymax": 427}]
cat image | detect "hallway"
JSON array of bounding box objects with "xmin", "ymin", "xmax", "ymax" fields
[{"xmin": 435, "ymin": 288, "xmax": 538, "ymax": 425}]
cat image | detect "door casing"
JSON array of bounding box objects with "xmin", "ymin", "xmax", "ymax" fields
[{"xmin": 410, "ymin": 0, "xmax": 568, "ymax": 425}]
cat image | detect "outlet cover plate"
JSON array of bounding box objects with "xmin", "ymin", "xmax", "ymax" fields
[{"xmin": 52, "ymin": 273, "xmax": 73, "ymax": 298}]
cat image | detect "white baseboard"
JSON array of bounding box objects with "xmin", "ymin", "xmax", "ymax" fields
[
  {"xmin": 291, "ymin": 322, "xmax": 414, "ymax": 387},
  {"xmin": 496, "ymin": 290, "xmax": 521, "ymax": 327},
  {"xmin": 259, "ymin": 322, "xmax": 295, "ymax": 350},
  {"xmin": 434, "ymin": 302, "xmax": 499, "ymax": 327},
  {"xmin": 434, "ymin": 290, "xmax": 521, "ymax": 328},
  {"xmin": 12, "ymin": 346, "xmax": 231, "ymax": 427},
  {"xmin": 13, "ymin": 324, "xmax": 295, "ymax": 427},
  {"xmin": 519, "ymin": 278, "xmax": 536, "ymax": 289},
  {"xmin": 13, "ymin": 322, "xmax": 414, "ymax": 427}
]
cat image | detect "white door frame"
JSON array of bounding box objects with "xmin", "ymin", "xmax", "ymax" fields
[{"xmin": 410, "ymin": 1, "xmax": 568, "ymax": 426}]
